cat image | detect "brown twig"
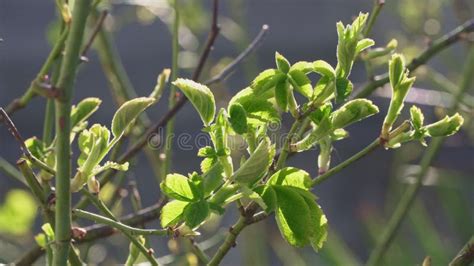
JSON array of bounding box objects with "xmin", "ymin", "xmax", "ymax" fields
[
  {"xmin": 0, "ymin": 108, "xmax": 55, "ymax": 174},
  {"xmin": 81, "ymin": 10, "xmax": 108, "ymax": 59}
]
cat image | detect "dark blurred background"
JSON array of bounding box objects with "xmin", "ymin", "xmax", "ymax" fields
[{"xmin": 0, "ymin": 0, "xmax": 473, "ymax": 265}]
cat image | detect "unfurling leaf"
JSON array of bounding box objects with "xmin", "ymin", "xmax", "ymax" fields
[
  {"xmin": 173, "ymin": 79, "xmax": 216, "ymax": 126},
  {"xmin": 161, "ymin": 174, "xmax": 195, "ymax": 201},
  {"xmin": 275, "ymin": 80, "xmax": 290, "ymax": 111},
  {"xmin": 382, "ymin": 54, "xmax": 416, "ymax": 140},
  {"xmin": 251, "ymin": 69, "xmax": 286, "ymax": 95},
  {"xmin": 228, "ymin": 103, "xmax": 248, "ymax": 134},
  {"xmin": 291, "ymin": 116, "xmax": 332, "ymax": 152},
  {"xmin": 355, "ymin": 38, "xmax": 375, "ymax": 55},
  {"xmin": 313, "ymin": 60, "xmax": 335, "ymax": 79},
  {"xmin": 335, "ymin": 77, "xmax": 353, "ymax": 102},
  {"xmin": 149, "ymin": 68, "xmax": 171, "ymax": 102},
  {"xmin": 275, "ymin": 52, "xmax": 291, "ymax": 73},
  {"xmin": 229, "ymin": 88, "xmax": 280, "ymax": 127},
  {"xmin": 290, "ymin": 61, "xmax": 314, "ymax": 74},
  {"xmin": 425, "ymin": 113, "xmax": 464, "ymax": 137},
  {"xmin": 410, "ymin": 105, "xmax": 424, "ymax": 130},
  {"xmin": 160, "ymin": 200, "xmax": 189, "ymax": 227},
  {"xmin": 233, "ymin": 137, "xmax": 274, "ymax": 185},
  {"xmin": 111, "ymin": 97, "xmax": 154, "ymax": 138},
  {"xmin": 331, "ymin": 99, "xmax": 379, "ymax": 129},
  {"xmin": 289, "ymin": 69, "xmax": 313, "ymax": 98},
  {"xmin": 71, "ymin": 97, "xmax": 102, "ymax": 129}
]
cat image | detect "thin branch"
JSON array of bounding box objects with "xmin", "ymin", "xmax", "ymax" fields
[
  {"xmin": 2, "ymin": 29, "xmax": 69, "ymax": 116},
  {"xmin": 73, "ymin": 209, "xmax": 168, "ymax": 237},
  {"xmin": 366, "ymin": 47, "xmax": 474, "ymax": 266},
  {"xmin": 355, "ymin": 18, "xmax": 474, "ymax": 98},
  {"xmin": 364, "ymin": 0, "xmax": 385, "ymax": 37},
  {"xmin": 449, "ymin": 235, "xmax": 474, "ymax": 266},
  {"xmin": 0, "ymin": 108, "xmax": 56, "ymax": 174},
  {"xmin": 16, "ymin": 201, "xmax": 166, "ymax": 265},
  {"xmin": 80, "ymin": 10, "xmax": 108, "ymax": 58},
  {"xmin": 52, "ymin": 0, "xmax": 92, "ymax": 264}
]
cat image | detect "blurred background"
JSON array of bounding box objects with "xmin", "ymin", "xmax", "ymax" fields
[{"xmin": 0, "ymin": 0, "xmax": 473, "ymax": 265}]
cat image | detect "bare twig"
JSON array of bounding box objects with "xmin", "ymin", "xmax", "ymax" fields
[
  {"xmin": 0, "ymin": 108, "xmax": 55, "ymax": 174},
  {"xmin": 81, "ymin": 10, "xmax": 108, "ymax": 58},
  {"xmin": 355, "ymin": 18, "xmax": 474, "ymax": 98}
]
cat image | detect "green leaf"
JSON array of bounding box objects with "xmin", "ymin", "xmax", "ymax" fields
[
  {"xmin": 331, "ymin": 99, "xmax": 379, "ymax": 129},
  {"xmin": 197, "ymin": 146, "xmax": 216, "ymax": 158},
  {"xmin": 254, "ymin": 185, "xmax": 277, "ymax": 213},
  {"xmin": 290, "ymin": 61, "xmax": 314, "ymax": 74},
  {"xmin": 232, "ymin": 137, "xmax": 274, "ymax": 185},
  {"xmin": 0, "ymin": 190, "xmax": 37, "ymax": 235},
  {"xmin": 228, "ymin": 103, "xmax": 248, "ymax": 134},
  {"xmin": 275, "ymin": 52, "xmax": 291, "ymax": 73},
  {"xmin": 291, "ymin": 116, "xmax": 332, "ymax": 152},
  {"xmin": 160, "ymin": 200, "xmax": 189, "ymax": 227},
  {"xmin": 275, "ymin": 80, "xmax": 290, "ymax": 111},
  {"xmin": 425, "ymin": 113, "xmax": 464, "ymax": 137},
  {"xmin": 335, "ymin": 77, "xmax": 353, "ymax": 103},
  {"xmin": 289, "ymin": 69, "xmax": 313, "ymax": 99},
  {"xmin": 274, "ymin": 186, "xmax": 312, "ymax": 247},
  {"xmin": 25, "ymin": 137, "xmax": 45, "ymax": 160},
  {"xmin": 173, "ymin": 79, "xmax": 216, "ymax": 126},
  {"xmin": 389, "ymin": 53, "xmax": 405, "ymax": 89},
  {"xmin": 201, "ymin": 156, "xmax": 218, "ymax": 174},
  {"xmin": 313, "ymin": 76, "xmax": 333, "ymax": 101},
  {"xmin": 230, "ymin": 88, "xmax": 280, "ymax": 127},
  {"xmin": 313, "ymin": 60, "xmax": 336, "ymax": 79},
  {"xmin": 111, "ymin": 97, "xmax": 154, "ymax": 138},
  {"xmin": 301, "ymin": 194, "xmax": 328, "ymax": 251},
  {"xmin": 309, "ymin": 103, "xmax": 333, "ymax": 124},
  {"xmin": 183, "ymin": 200, "xmax": 209, "ymax": 228},
  {"xmin": 161, "ymin": 174, "xmax": 195, "ymax": 201},
  {"xmin": 202, "ymin": 162, "xmax": 224, "ymax": 196},
  {"xmin": 410, "ymin": 105, "xmax": 424, "ymax": 130},
  {"xmin": 251, "ymin": 69, "xmax": 286, "ymax": 96},
  {"xmin": 71, "ymin": 97, "xmax": 102, "ymax": 128},
  {"xmin": 355, "ymin": 38, "xmax": 375, "ymax": 55},
  {"xmin": 268, "ymin": 167, "xmax": 312, "ymax": 190}
]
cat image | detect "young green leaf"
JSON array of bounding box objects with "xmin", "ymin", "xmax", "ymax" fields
[
  {"xmin": 313, "ymin": 60, "xmax": 336, "ymax": 79},
  {"xmin": 251, "ymin": 69, "xmax": 286, "ymax": 96},
  {"xmin": 425, "ymin": 113, "xmax": 464, "ymax": 137},
  {"xmin": 301, "ymin": 195, "xmax": 328, "ymax": 251},
  {"xmin": 389, "ymin": 53, "xmax": 405, "ymax": 89},
  {"xmin": 25, "ymin": 137, "xmax": 46, "ymax": 160},
  {"xmin": 91, "ymin": 161, "xmax": 129, "ymax": 176},
  {"xmin": 275, "ymin": 80, "xmax": 290, "ymax": 111},
  {"xmin": 160, "ymin": 200, "xmax": 189, "ymax": 227},
  {"xmin": 335, "ymin": 77, "xmax": 353, "ymax": 103},
  {"xmin": 71, "ymin": 97, "xmax": 102, "ymax": 128},
  {"xmin": 274, "ymin": 186, "xmax": 312, "ymax": 247},
  {"xmin": 410, "ymin": 105, "xmax": 424, "ymax": 130},
  {"xmin": 232, "ymin": 137, "xmax": 274, "ymax": 185},
  {"xmin": 291, "ymin": 116, "xmax": 332, "ymax": 152},
  {"xmin": 229, "ymin": 88, "xmax": 280, "ymax": 127},
  {"xmin": 355, "ymin": 38, "xmax": 375, "ymax": 55},
  {"xmin": 202, "ymin": 162, "xmax": 224, "ymax": 196},
  {"xmin": 160, "ymin": 174, "xmax": 195, "ymax": 201},
  {"xmin": 275, "ymin": 52, "xmax": 291, "ymax": 73},
  {"xmin": 288, "ymin": 69, "xmax": 313, "ymax": 99},
  {"xmin": 267, "ymin": 167, "xmax": 312, "ymax": 190},
  {"xmin": 228, "ymin": 103, "xmax": 248, "ymax": 134},
  {"xmin": 111, "ymin": 97, "xmax": 154, "ymax": 138},
  {"xmin": 183, "ymin": 200, "xmax": 210, "ymax": 228},
  {"xmin": 331, "ymin": 99, "xmax": 379, "ymax": 129},
  {"xmin": 254, "ymin": 185, "xmax": 277, "ymax": 213},
  {"xmin": 290, "ymin": 61, "xmax": 314, "ymax": 74},
  {"xmin": 173, "ymin": 79, "xmax": 216, "ymax": 126}
]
